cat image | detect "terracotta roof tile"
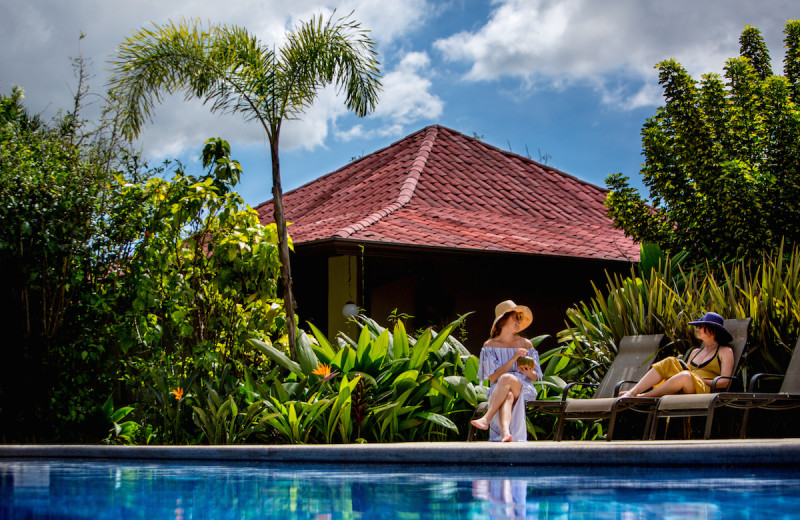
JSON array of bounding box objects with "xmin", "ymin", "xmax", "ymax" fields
[{"xmin": 255, "ymin": 125, "xmax": 638, "ymax": 261}]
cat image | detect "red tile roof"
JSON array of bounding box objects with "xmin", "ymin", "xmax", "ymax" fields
[{"xmin": 255, "ymin": 125, "xmax": 639, "ymax": 261}]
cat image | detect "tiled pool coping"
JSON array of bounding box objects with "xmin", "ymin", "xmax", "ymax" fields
[{"xmin": 2, "ymin": 439, "xmax": 799, "ymax": 466}]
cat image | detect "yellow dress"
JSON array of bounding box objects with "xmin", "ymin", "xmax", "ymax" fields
[{"xmin": 652, "ymin": 347, "xmax": 722, "ymax": 394}]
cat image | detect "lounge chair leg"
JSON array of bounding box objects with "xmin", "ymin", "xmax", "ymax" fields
[
  {"xmin": 649, "ymin": 412, "xmax": 661, "ymax": 440},
  {"xmin": 554, "ymin": 415, "xmax": 566, "ymax": 441},
  {"xmin": 739, "ymin": 408, "xmax": 751, "ymax": 439},
  {"xmin": 607, "ymin": 409, "xmax": 618, "ymax": 441},
  {"xmin": 642, "ymin": 410, "xmax": 655, "ymax": 440},
  {"xmin": 704, "ymin": 409, "xmax": 715, "ymax": 440}
]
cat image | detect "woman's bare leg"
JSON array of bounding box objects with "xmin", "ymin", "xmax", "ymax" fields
[
  {"xmin": 619, "ymin": 368, "xmax": 665, "ymax": 397},
  {"xmin": 639, "ymin": 372, "xmax": 696, "ymax": 397},
  {"xmin": 497, "ymin": 391, "xmax": 516, "ymax": 442},
  {"xmin": 471, "ymin": 374, "xmax": 522, "ymax": 431}
]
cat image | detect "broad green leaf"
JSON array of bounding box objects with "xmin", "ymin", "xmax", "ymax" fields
[
  {"xmin": 296, "ymin": 330, "xmax": 320, "ymax": 375},
  {"xmin": 417, "ymin": 411, "xmax": 459, "ymax": 432},
  {"xmin": 111, "ymin": 406, "xmax": 134, "ymax": 423},
  {"xmin": 307, "ymin": 322, "xmax": 336, "ymax": 362},
  {"xmin": 465, "ymin": 355, "xmax": 479, "ymax": 382},
  {"xmin": 392, "ymin": 320, "xmax": 410, "ymax": 358},
  {"xmin": 444, "ymin": 375, "xmax": 478, "ymax": 407},
  {"xmin": 248, "ymin": 338, "xmax": 303, "ymax": 376},
  {"xmin": 409, "ymin": 329, "xmax": 431, "ymax": 370},
  {"xmin": 428, "ymin": 376, "xmax": 453, "ymax": 399},
  {"xmin": 369, "ymin": 329, "xmax": 390, "ymax": 369},
  {"xmin": 429, "ymin": 313, "xmax": 470, "ymax": 353},
  {"xmin": 393, "ymin": 370, "xmax": 419, "ymax": 386}
]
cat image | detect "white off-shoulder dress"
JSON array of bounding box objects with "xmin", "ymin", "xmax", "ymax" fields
[{"xmin": 477, "ymin": 346, "xmax": 542, "ymax": 442}]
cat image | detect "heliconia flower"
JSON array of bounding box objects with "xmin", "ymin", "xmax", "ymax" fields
[
  {"xmin": 312, "ymin": 363, "xmax": 340, "ymax": 382},
  {"xmin": 172, "ymin": 388, "xmax": 184, "ymax": 400}
]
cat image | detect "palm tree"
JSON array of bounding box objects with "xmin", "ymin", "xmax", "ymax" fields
[{"xmin": 108, "ymin": 13, "xmax": 382, "ymax": 358}]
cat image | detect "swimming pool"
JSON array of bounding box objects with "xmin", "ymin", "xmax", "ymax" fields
[{"xmin": 2, "ymin": 458, "xmax": 799, "ymax": 519}]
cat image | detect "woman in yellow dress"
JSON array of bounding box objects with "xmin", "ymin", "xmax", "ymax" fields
[{"xmin": 620, "ymin": 312, "xmax": 735, "ymax": 397}]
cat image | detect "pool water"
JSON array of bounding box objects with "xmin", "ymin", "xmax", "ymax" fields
[{"xmin": 2, "ymin": 459, "xmax": 799, "ymax": 519}]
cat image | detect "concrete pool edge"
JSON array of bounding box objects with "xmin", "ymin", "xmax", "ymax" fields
[{"xmin": 2, "ymin": 439, "xmax": 799, "ymax": 466}]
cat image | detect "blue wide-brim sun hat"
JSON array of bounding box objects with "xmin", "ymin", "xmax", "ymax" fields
[{"xmin": 688, "ymin": 312, "xmax": 733, "ymax": 345}]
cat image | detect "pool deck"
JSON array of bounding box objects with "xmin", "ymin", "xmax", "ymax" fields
[{"xmin": 2, "ymin": 439, "xmax": 800, "ymax": 466}]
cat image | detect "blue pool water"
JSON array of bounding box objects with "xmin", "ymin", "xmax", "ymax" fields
[{"xmin": 1, "ymin": 459, "xmax": 800, "ymax": 519}]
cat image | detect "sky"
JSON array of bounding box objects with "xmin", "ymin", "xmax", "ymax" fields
[{"xmin": 2, "ymin": 0, "xmax": 799, "ymax": 208}]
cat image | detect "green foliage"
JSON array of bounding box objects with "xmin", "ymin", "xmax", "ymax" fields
[
  {"xmin": 0, "ymin": 84, "xmax": 290, "ymax": 443},
  {"xmin": 561, "ymin": 243, "xmax": 800, "ymax": 388},
  {"xmin": 190, "ymin": 376, "xmax": 272, "ymax": 445},
  {"xmin": 107, "ymin": 12, "xmax": 383, "ymax": 357},
  {"xmin": 101, "ymin": 396, "xmax": 139, "ymax": 445},
  {"xmin": 605, "ymin": 21, "xmax": 800, "ymax": 262},
  {"xmin": 117, "ymin": 161, "xmax": 285, "ymax": 374},
  {"xmin": 0, "ymin": 86, "xmax": 139, "ymax": 441},
  {"xmin": 248, "ymin": 314, "xmax": 481, "ymax": 443}
]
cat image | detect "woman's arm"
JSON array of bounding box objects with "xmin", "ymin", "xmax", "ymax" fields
[
  {"xmin": 711, "ymin": 346, "xmax": 735, "ymax": 388},
  {"xmin": 516, "ymin": 343, "xmax": 541, "ymax": 381},
  {"xmin": 486, "ymin": 345, "xmax": 529, "ymax": 384}
]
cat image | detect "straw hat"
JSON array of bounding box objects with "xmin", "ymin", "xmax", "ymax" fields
[
  {"xmin": 491, "ymin": 300, "xmax": 533, "ymax": 336},
  {"xmin": 688, "ymin": 312, "xmax": 733, "ymax": 345}
]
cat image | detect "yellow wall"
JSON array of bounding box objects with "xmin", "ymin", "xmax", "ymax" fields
[{"xmin": 327, "ymin": 255, "xmax": 359, "ymax": 341}]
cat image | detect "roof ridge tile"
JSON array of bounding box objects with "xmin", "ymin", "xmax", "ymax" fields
[{"xmin": 333, "ymin": 126, "xmax": 438, "ymax": 238}]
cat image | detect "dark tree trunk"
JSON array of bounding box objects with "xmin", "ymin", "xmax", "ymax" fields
[{"xmin": 269, "ymin": 135, "xmax": 297, "ymax": 360}]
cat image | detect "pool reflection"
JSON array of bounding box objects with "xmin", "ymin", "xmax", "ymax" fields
[{"xmin": 1, "ymin": 460, "xmax": 799, "ymax": 520}]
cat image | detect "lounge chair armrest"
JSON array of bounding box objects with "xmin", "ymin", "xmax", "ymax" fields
[
  {"xmin": 561, "ymin": 381, "xmax": 598, "ymax": 401},
  {"xmin": 613, "ymin": 380, "xmax": 638, "ymax": 397},
  {"xmin": 710, "ymin": 375, "xmax": 735, "ymax": 392},
  {"xmin": 747, "ymin": 372, "xmax": 783, "ymax": 392}
]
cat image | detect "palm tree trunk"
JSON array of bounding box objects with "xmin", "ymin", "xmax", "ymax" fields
[{"xmin": 269, "ymin": 136, "xmax": 297, "ymax": 360}]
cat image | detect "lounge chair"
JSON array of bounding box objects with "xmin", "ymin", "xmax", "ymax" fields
[
  {"xmin": 708, "ymin": 335, "xmax": 800, "ymax": 438},
  {"xmin": 551, "ymin": 334, "xmax": 665, "ymax": 441},
  {"xmin": 647, "ymin": 318, "xmax": 752, "ymax": 440},
  {"xmin": 465, "ymin": 334, "xmax": 664, "ymax": 441}
]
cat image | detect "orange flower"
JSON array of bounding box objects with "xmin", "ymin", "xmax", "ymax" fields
[
  {"xmin": 172, "ymin": 388, "xmax": 184, "ymax": 400},
  {"xmin": 312, "ymin": 364, "xmax": 332, "ymax": 377},
  {"xmin": 312, "ymin": 363, "xmax": 339, "ymax": 382}
]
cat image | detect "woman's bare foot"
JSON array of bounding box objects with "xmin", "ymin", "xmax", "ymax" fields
[
  {"xmin": 470, "ymin": 418, "xmax": 489, "ymax": 431},
  {"xmin": 619, "ymin": 390, "xmax": 638, "ymax": 398},
  {"xmin": 501, "ymin": 433, "xmax": 514, "ymax": 442}
]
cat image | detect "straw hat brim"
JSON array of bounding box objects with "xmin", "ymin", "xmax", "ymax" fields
[{"xmin": 491, "ymin": 300, "xmax": 533, "ymax": 336}]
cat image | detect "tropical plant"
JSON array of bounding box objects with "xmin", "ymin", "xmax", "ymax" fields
[
  {"xmin": 247, "ymin": 314, "xmax": 482, "ymax": 443},
  {"xmin": 560, "ymin": 243, "xmax": 800, "ymax": 394},
  {"xmin": 191, "ymin": 374, "xmax": 273, "ymax": 445},
  {"xmin": 0, "ymin": 86, "xmax": 141, "ymax": 442},
  {"xmin": 101, "ymin": 396, "xmax": 140, "ymax": 445},
  {"xmin": 108, "ymin": 13, "xmax": 382, "ymax": 357},
  {"xmin": 605, "ymin": 21, "xmax": 800, "ymax": 262}
]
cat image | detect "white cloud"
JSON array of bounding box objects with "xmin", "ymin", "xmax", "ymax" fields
[
  {"xmin": 332, "ymin": 51, "xmax": 443, "ymax": 142},
  {"xmin": 373, "ymin": 52, "xmax": 443, "ymax": 123},
  {"xmin": 434, "ymin": 0, "xmax": 800, "ymax": 108},
  {"xmin": 0, "ymin": 0, "xmax": 432, "ymax": 163}
]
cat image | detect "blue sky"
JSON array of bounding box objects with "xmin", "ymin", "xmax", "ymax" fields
[{"xmin": 2, "ymin": 0, "xmax": 799, "ymax": 207}]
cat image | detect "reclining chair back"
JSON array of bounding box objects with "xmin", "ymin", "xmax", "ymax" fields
[
  {"xmin": 780, "ymin": 337, "xmax": 800, "ymax": 394},
  {"xmin": 594, "ymin": 334, "xmax": 664, "ymax": 399}
]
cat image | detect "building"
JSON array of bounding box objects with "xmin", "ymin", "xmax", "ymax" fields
[{"xmin": 255, "ymin": 125, "xmax": 639, "ymax": 353}]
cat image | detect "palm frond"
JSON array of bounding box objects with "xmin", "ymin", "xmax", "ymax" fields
[
  {"xmin": 277, "ymin": 12, "xmax": 382, "ymax": 119},
  {"xmin": 108, "ymin": 19, "xmax": 274, "ymax": 139}
]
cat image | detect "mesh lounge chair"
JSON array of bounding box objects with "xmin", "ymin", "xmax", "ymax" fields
[
  {"xmin": 710, "ymin": 335, "xmax": 800, "ymax": 438},
  {"xmin": 551, "ymin": 334, "xmax": 665, "ymax": 441},
  {"xmin": 647, "ymin": 318, "xmax": 752, "ymax": 440},
  {"xmin": 466, "ymin": 334, "xmax": 663, "ymax": 441}
]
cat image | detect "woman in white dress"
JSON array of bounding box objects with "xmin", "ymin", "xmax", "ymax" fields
[{"xmin": 470, "ymin": 300, "xmax": 542, "ymax": 442}]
